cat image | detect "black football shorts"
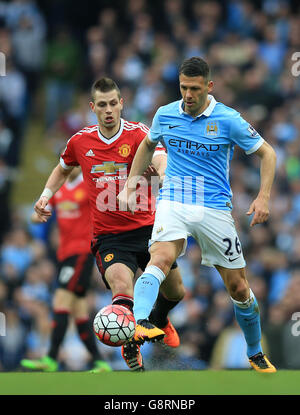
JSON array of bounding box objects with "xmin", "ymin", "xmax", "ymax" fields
[
  {"xmin": 91, "ymin": 225, "xmax": 177, "ymax": 289},
  {"xmin": 57, "ymin": 253, "xmax": 95, "ymax": 297}
]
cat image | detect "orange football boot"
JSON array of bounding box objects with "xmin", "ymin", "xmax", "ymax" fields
[{"xmin": 161, "ymin": 318, "xmax": 180, "ymax": 348}]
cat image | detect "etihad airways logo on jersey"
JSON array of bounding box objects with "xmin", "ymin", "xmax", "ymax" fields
[{"xmin": 168, "ymin": 138, "xmax": 220, "ymax": 156}]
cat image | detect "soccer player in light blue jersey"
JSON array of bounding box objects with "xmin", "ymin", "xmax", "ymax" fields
[{"xmin": 118, "ymin": 57, "xmax": 277, "ymax": 373}]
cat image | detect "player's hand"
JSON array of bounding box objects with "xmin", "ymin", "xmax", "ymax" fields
[
  {"xmin": 246, "ymin": 196, "xmax": 269, "ymax": 227},
  {"xmin": 34, "ymin": 196, "xmax": 52, "ymax": 223},
  {"xmin": 141, "ymin": 165, "xmax": 159, "ymax": 184},
  {"xmin": 117, "ymin": 186, "xmax": 136, "ymax": 214}
]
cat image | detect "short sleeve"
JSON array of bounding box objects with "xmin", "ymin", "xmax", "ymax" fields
[
  {"xmin": 137, "ymin": 122, "xmax": 150, "ymax": 137},
  {"xmin": 60, "ymin": 136, "xmax": 80, "ymax": 170},
  {"xmin": 230, "ymin": 114, "xmax": 264, "ymax": 155},
  {"xmin": 153, "ymin": 142, "xmax": 166, "ymax": 158},
  {"xmin": 148, "ymin": 108, "xmax": 163, "ymax": 143}
]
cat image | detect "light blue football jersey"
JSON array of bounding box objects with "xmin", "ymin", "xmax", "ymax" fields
[{"xmin": 149, "ymin": 95, "xmax": 264, "ymax": 209}]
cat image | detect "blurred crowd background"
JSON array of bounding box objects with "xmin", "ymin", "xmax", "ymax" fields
[{"xmin": 0, "ymin": 0, "xmax": 300, "ymax": 371}]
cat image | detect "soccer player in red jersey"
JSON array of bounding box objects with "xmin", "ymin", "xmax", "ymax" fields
[
  {"xmin": 21, "ymin": 167, "xmax": 112, "ymax": 373},
  {"xmin": 34, "ymin": 78, "xmax": 185, "ymax": 371}
]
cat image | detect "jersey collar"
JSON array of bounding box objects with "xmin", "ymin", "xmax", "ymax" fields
[
  {"xmin": 179, "ymin": 95, "xmax": 217, "ymax": 118},
  {"xmin": 97, "ymin": 118, "xmax": 124, "ymax": 144}
]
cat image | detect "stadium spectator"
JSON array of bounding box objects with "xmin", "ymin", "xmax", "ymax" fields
[
  {"xmin": 0, "ymin": 158, "xmax": 12, "ymax": 244},
  {"xmin": 11, "ymin": 14, "xmax": 45, "ymax": 108},
  {"xmin": 44, "ymin": 26, "xmax": 81, "ymax": 128},
  {"xmin": 0, "ymin": 304, "xmax": 27, "ymax": 371},
  {"xmin": 0, "ymin": 228, "xmax": 35, "ymax": 300},
  {"xmin": 0, "ymin": 57, "xmax": 27, "ymax": 167}
]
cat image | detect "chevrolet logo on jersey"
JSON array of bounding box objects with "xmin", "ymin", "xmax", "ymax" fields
[{"xmin": 91, "ymin": 161, "xmax": 128, "ymax": 175}]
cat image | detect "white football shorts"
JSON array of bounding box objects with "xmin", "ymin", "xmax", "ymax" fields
[{"xmin": 150, "ymin": 200, "xmax": 246, "ymax": 269}]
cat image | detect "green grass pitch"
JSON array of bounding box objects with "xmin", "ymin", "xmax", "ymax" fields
[{"xmin": 0, "ymin": 370, "xmax": 300, "ymax": 395}]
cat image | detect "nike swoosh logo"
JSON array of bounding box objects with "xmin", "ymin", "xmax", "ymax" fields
[
  {"xmin": 229, "ymin": 257, "xmax": 239, "ymax": 262},
  {"xmin": 168, "ymin": 125, "xmax": 181, "ymax": 129}
]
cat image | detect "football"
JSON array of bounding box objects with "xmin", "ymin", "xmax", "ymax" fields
[{"xmin": 93, "ymin": 304, "xmax": 136, "ymax": 347}]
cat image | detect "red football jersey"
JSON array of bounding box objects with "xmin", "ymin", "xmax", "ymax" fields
[
  {"xmin": 60, "ymin": 119, "xmax": 165, "ymax": 236},
  {"xmin": 50, "ymin": 174, "xmax": 92, "ymax": 261}
]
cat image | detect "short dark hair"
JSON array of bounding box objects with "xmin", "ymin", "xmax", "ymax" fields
[
  {"xmin": 179, "ymin": 57, "xmax": 210, "ymax": 80},
  {"xmin": 91, "ymin": 77, "xmax": 121, "ymax": 100}
]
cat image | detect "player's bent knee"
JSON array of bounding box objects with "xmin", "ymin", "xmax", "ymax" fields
[
  {"xmin": 149, "ymin": 253, "xmax": 176, "ymax": 276},
  {"xmin": 229, "ymin": 281, "xmax": 249, "ymax": 302}
]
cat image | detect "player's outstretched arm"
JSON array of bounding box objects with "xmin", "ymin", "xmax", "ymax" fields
[
  {"xmin": 246, "ymin": 141, "xmax": 277, "ymax": 227},
  {"xmin": 34, "ymin": 163, "xmax": 73, "ymax": 222},
  {"xmin": 118, "ymin": 135, "xmax": 157, "ymax": 211}
]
